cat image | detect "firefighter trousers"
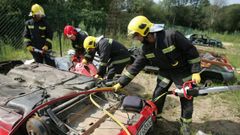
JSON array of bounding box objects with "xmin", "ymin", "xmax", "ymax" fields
[
  {"xmin": 106, "ymin": 61, "xmax": 129, "ymax": 79},
  {"xmin": 152, "ymin": 68, "xmax": 193, "ymax": 119},
  {"xmin": 31, "ymin": 52, "xmax": 56, "ymax": 67}
]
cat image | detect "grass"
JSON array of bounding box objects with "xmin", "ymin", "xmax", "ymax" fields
[
  {"xmin": 51, "ymin": 33, "xmax": 73, "ymax": 56},
  {"xmin": 0, "ymin": 44, "xmax": 32, "ymax": 61},
  {"xmin": 199, "ymin": 39, "xmax": 240, "ymax": 113},
  {"xmin": 208, "ymin": 32, "xmax": 240, "ymax": 44},
  {"xmin": 108, "ymin": 32, "xmax": 135, "ymax": 48},
  {"xmin": 0, "ymin": 34, "xmax": 73, "ymax": 61}
]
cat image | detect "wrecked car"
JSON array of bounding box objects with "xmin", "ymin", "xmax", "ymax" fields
[
  {"xmin": 186, "ymin": 34, "xmax": 223, "ymax": 48},
  {"xmin": 0, "ymin": 62, "xmax": 158, "ymax": 135}
]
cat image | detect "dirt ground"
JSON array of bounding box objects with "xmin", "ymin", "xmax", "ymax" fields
[{"xmin": 124, "ymin": 72, "xmax": 240, "ymax": 135}]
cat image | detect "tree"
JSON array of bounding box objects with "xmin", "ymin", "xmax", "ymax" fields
[
  {"xmin": 0, "ymin": 0, "xmax": 31, "ymax": 48},
  {"xmin": 195, "ymin": 0, "xmax": 211, "ymax": 29},
  {"xmin": 216, "ymin": 4, "xmax": 240, "ymax": 32},
  {"xmin": 212, "ymin": 0, "xmax": 226, "ymax": 7}
]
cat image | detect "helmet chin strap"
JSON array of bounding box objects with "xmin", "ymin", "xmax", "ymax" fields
[
  {"xmin": 141, "ymin": 37, "xmax": 149, "ymax": 44},
  {"xmin": 154, "ymin": 33, "xmax": 157, "ymax": 48},
  {"xmin": 33, "ymin": 16, "xmax": 42, "ymax": 22},
  {"xmin": 141, "ymin": 33, "xmax": 155, "ymax": 45}
]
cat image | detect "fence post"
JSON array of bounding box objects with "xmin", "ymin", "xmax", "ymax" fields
[{"xmin": 58, "ymin": 31, "xmax": 62, "ymax": 57}]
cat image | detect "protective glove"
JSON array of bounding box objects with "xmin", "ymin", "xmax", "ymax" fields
[
  {"xmin": 82, "ymin": 58, "xmax": 88, "ymax": 64},
  {"xmin": 113, "ymin": 83, "xmax": 122, "ymax": 92},
  {"xmin": 42, "ymin": 45, "xmax": 48, "ymax": 51},
  {"xmin": 94, "ymin": 74, "xmax": 103, "ymax": 80},
  {"xmin": 192, "ymin": 73, "xmax": 201, "ymax": 84},
  {"xmin": 26, "ymin": 46, "xmax": 34, "ymax": 52}
]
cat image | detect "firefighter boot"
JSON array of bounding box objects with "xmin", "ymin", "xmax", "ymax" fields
[{"xmin": 179, "ymin": 118, "xmax": 192, "ymax": 135}]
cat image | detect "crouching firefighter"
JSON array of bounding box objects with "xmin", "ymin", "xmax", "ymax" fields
[
  {"xmin": 23, "ymin": 4, "xmax": 55, "ymax": 67},
  {"xmin": 63, "ymin": 25, "xmax": 88, "ymax": 62},
  {"xmin": 83, "ymin": 36, "xmax": 131, "ymax": 79},
  {"xmin": 113, "ymin": 16, "xmax": 202, "ymax": 135}
]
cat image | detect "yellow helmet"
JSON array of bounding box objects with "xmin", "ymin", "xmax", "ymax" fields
[
  {"xmin": 128, "ymin": 16, "xmax": 153, "ymax": 37},
  {"xmin": 83, "ymin": 36, "xmax": 97, "ymax": 51},
  {"xmin": 29, "ymin": 4, "xmax": 45, "ymax": 17}
]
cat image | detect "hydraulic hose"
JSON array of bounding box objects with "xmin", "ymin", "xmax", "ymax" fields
[
  {"xmin": 89, "ymin": 94, "xmax": 131, "ymax": 135},
  {"xmin": 153, "ymin": 92, "xmax": 168, "ymax": 102}
]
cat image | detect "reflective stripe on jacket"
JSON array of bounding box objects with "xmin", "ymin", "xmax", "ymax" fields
[
  {"xmin": 23, "ymin": 18, "xmax": 53, "ymax": 49},
  {"xmin": 119, "ymin": 30, "xmax": 201, "ymax": 86},
  {"xmin": 94, "ymin": 38, "xmax": 130, "ymax": 77}
]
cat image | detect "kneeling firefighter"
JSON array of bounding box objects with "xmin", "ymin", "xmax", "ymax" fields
[
  {"xmin": 63, "ymin": 25, "xmax": 88, "ymax": 62},
  {"xmin": 113, "ymin": 16, "xmax": 202, "ymax": 135},
  {"xmin": 83, "ymin": 36, "xmax": 131, "ymax": 79}
]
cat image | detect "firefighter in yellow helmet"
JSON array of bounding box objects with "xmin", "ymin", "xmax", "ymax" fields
[
  {"xmin": 83, "ymin": 36, "xmax": 131, "ymax": 79},
  {"xmin": 23, "ymin": 4, "xmax": 55, "ymax": 67},
  {"xmin": 113, "ymin": 15, "xmax": 202, "ymax": 135},
  {"xmin": 29, "ymin": 4, "xmax": 45, "ymax": 17}
]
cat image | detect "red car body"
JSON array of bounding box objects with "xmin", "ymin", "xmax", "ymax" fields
[
  {"xmin": 0, "ymin": 62, "xmax": 157, "ymax": 135},
  {"xmin": 119, "ymin": 101, "xmax": 157, "ymax": 135},
  {"xmin": 0, "ymin": 108, "xmax": 22, "ymax": 135}
]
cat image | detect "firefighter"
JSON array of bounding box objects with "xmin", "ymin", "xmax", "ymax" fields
[
  {"xmin": 63, "ymin": 25, "xmax": 88, "ymax": 62},
  {"xmin": 113, "ymin": 16, "xmax": 201, "ymax": 135},
  {"xmin": 23, "ymin": 4, "xmax": 55, "ymax": 67},
  {"xmin": 83, "ymin": 36, "xmax": 131, "ymax": 79}
]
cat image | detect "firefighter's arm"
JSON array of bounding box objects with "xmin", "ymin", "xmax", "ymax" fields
[
  {"xmin": 23, "ymin": 22, "xmax": 33, "ymax": 51},
  {"xmin": 84, "ymin": 51, "xmax": 95, "ymax": 62},
  {"xmin": 97, "ymin": 40, "xmax": 111, "ymax": 77},
  {"xmin": 174, "ymin": 31, "xmax": 201, "ymax": 83},
  {"xmin": 115, "ymin": 54, "xmax": 148, "ymax": 90},
  {"xmin": 174, "ymin": 31, "xmax": 201, "ymax": 73},
  {"xmin": 44, "ymin": 21, "xmax": 53, "ymax": 50}
]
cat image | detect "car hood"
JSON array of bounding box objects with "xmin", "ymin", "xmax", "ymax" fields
[{"xmin": 0, "ymin": 63, "xmax": 96, "ymax": 116}]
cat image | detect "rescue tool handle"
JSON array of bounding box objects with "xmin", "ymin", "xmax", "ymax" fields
[
  {"xmin": 182, "ymin": 80, "xmax": 194, "ymax": 100},
  {"xmin": 33, "ymin": 47, "xmax": 51, "ymax": 55}
]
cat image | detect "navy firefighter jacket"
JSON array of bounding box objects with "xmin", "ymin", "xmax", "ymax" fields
[
  {"xmin": 71, "ymin": 31, "xmax": 88, "ymax": 54},
  {"xmin": 23, "ymin": 18, "xmax": 53, "ymax": 50},
  {"xmin": 86, "ymin": 38, "xmax": 130, "ymax": 77},
  {"xmin": 119, "ymin": 30, "xmax": 201, "ymax": 86}
]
